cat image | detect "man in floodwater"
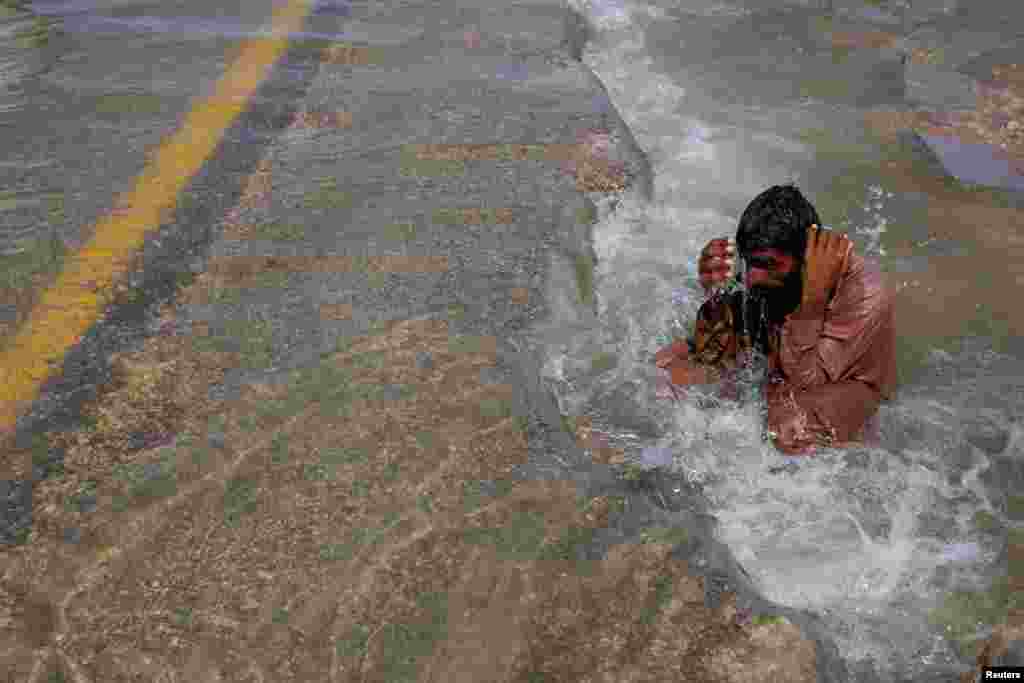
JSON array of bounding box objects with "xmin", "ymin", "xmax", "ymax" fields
[{"xmin": 654, "ymin": 184, "xmax": 897, "ymax": 455}]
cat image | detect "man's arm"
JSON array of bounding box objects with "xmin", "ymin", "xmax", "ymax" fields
[
  {"xmin": 691, "ymin": 291, "xmax": 744, "ymax": 369},
  {"xmin": 655, "ymin": 237, "xmax": 743, "ymax": 390},
  {"xmin": 656, "ymin": 292, "xmax": 743, "ymax": 388},
  {"xmin": 778, "ymin": 253, "xmax": 895, "ymax": 391}
]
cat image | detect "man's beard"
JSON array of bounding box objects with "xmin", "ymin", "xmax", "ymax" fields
[{"xmin": 749, "ymin": 267, "xmax": 803, "ymax": 324}]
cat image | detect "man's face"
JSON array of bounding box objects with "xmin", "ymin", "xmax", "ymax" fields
[
  {"xmin": 742, "ymin": 247, "xmax": 803, "ymax": 320},
  {"xmin": 743, "ymin": 248, "xmax": 799, "ymax": 290}
]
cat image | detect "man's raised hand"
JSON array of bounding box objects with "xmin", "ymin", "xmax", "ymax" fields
[
  {"xmin": 698, "ymin": 238, "xmax": 736, "ymax": 295},
  {"xmin": 799, "ymin": 225, "xmax": 852, "ymax": 317}
]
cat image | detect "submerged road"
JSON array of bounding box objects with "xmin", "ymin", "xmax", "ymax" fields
[
  {"xmin": 2, "ymin": 0, "xmax": 1023, "ymax": 680},
  {"xmin": 0, "ymin": 0, "xmax": 311, "ymax": 449}
]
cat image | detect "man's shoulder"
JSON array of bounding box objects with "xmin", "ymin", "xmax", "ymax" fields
[{"xmin": 832, "ymin": 250, "xmax": 895, "ymax": 314}]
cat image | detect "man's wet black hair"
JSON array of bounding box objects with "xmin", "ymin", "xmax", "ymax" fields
[{"xmin": 735, "ymin": 183, "xmax": 820, "ymax": 260}]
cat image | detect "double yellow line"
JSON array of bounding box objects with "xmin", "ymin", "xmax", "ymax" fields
[{"xmin": 0, "ymin": 0, "xmax": 313, "ymax": 441}]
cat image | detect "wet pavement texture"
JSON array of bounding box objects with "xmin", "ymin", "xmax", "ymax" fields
[
  {"xmin": 547, "ymin": 0, "xmax": 1024, "ymax": 680},
  {"xmin": 2, "ymin": 0, "xmax": 1024, "ymax": 680},
  {"xmin": 0, "ymin": 2, "xmax": 829, "ymax": 682}
]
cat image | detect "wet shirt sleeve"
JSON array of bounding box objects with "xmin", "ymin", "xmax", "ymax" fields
[
  {"xmin": 691, "ymin": 292, "xmax": 746, "ymax": 369},
  {"xmin": 777, "ymin": 252, "xmax": 896, "ymax": 396}
]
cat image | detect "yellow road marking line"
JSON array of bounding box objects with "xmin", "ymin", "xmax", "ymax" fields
[{"xmin": 0, "ymin": 0, "xmax": 313, "ymax": 439}]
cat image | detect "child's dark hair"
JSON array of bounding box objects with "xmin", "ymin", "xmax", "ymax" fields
[{"xmin": 735, "ymin": 184, "xmax": 820, "ymax": 260}]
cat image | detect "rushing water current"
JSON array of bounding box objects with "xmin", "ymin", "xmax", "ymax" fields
[{"xmin": 531, "ymin": 0, "xmax": 1024, "ymax": 679}]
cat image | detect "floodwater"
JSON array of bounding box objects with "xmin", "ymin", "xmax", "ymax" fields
[
  {"xmin": 532, "ymin": 0, "xmax": 1024, "ymax": 680},
  {"xmin": 0, "ymin": 0, "xmax": 352, "ymax": 261},
  {"xmin": 3, "ymin": 0, "xmax": 1023, "ymax": 679},
  {"xmin": 0, "ymin": 0, "xmax": 58, "ymax": 254},
  {"xmin": 0, "ymin": 0, "xmax": 350, "ymax": 344},
  {"xmin": 0, "ymin": 0, "xmax": 244, "ymax": 262}
]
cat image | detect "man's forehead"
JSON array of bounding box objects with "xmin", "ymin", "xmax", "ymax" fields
[{"xmin": 747, "ymin": 247, "xmax": 792, "ymax": 259}]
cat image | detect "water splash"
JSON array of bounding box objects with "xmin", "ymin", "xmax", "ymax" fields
[
  {"xmin": 537, "ymin": 0, "xmax": 1024, "ymax": 679},
  {"xmin": 855, "ymin": 185, "xmax": 891, "ymax": 258}
]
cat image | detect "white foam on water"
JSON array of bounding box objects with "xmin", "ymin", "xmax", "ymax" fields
[
  {"xmin": 855, "ymin": 184, "xmax": 891, "ymax": 258},
  {"xmin": 537, "ymin": 1, "xmax": 1021, "ymax": 679}
]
